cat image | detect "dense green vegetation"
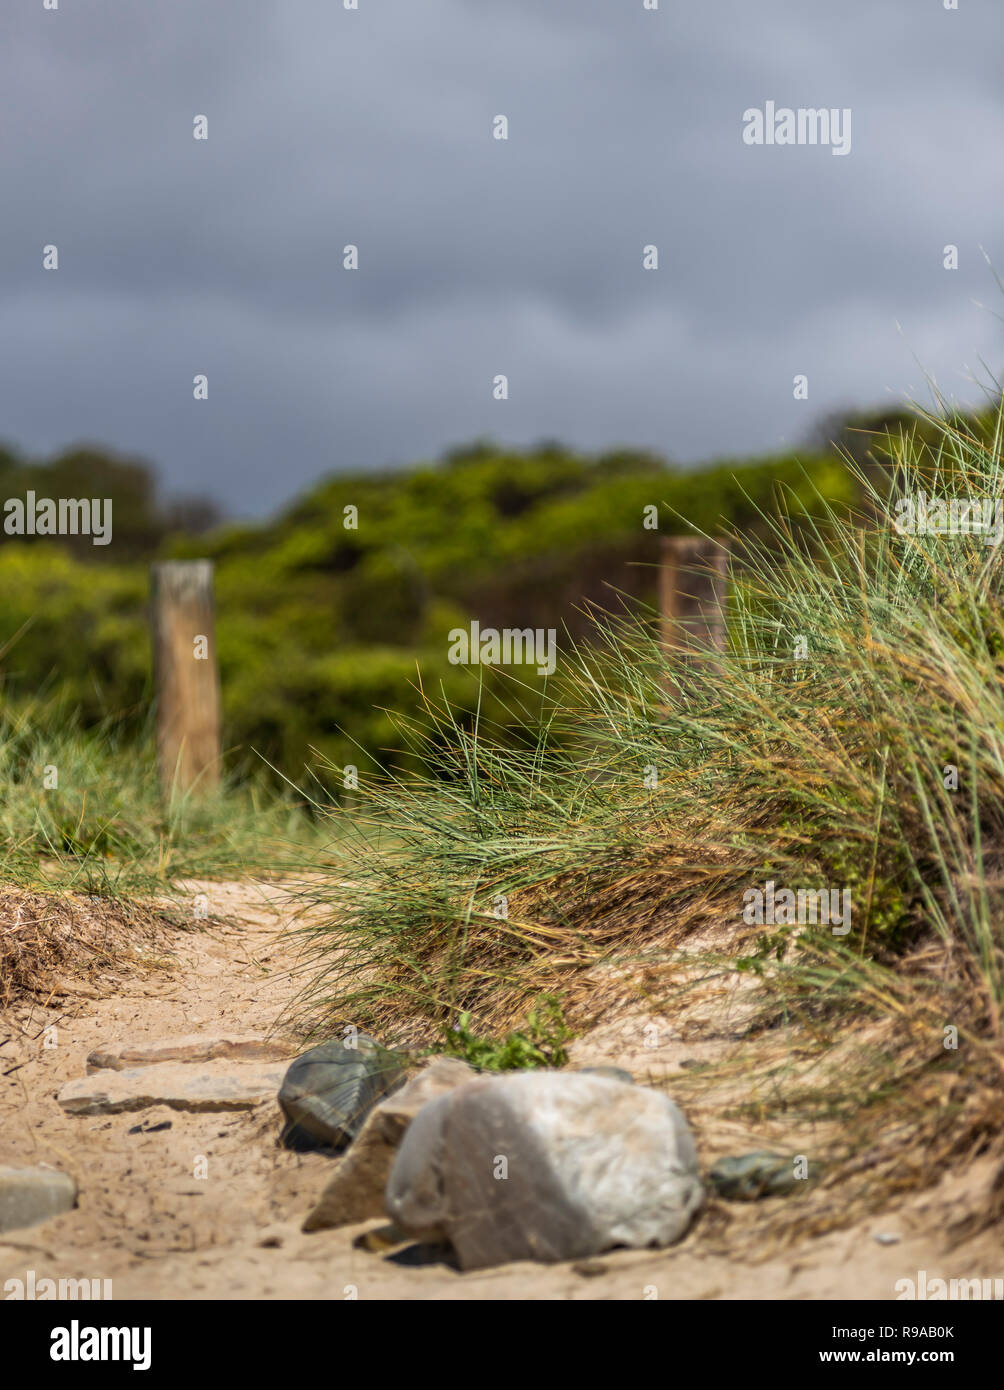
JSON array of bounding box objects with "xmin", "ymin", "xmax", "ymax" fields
[
  {"xmin": 1, "ymin": 401, "xmax": 998, "ymax": 792},
  {"xmin": 0, "ymin": 434, "xmax": 864, "ymax": 784},
  {"xmin": 0, "ymin": 698, "xmax": 318, "ymax": 895}
]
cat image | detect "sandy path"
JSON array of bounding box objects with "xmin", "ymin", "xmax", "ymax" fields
[{"xmin": 1, "ymin": 879, "xmax": 1000, "ymax": 1301}]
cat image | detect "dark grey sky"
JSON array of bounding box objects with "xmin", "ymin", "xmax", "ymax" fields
[{"xmin": 1, "ymin": 0, "xmax": 1001, "ymax": 516}]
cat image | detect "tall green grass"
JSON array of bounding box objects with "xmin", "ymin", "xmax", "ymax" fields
[
  {"xmin": 295, "ymin": 394, "xmax": 1004, "ymax": 1083},
  {"xmin": 0, "ymin": 699, "xmax": 318, "ymax": 896}
]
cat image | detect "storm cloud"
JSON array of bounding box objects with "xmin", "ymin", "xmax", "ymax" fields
[{"xmin": 1, "ymin": 0, "xmax": 1001, "ymax": 514}]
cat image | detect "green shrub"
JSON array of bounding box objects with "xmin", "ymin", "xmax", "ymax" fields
[{"xmin": 441, "ymin": 997, "xmax": 571, "ymax": 1070}]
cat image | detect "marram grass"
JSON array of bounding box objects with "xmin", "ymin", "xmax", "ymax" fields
[{"xmin": 290, "ymin": 395, "xmax": 1004, "ymax": 1238}]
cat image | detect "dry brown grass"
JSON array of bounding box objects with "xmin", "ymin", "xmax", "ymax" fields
[
  {"xmin": 633, "ymin": 927, "xmax": 1004, "ymax": 1259},
  {"xmin": 311, "ymin": 837, "xmax": 761, "ymax": 1047},
  {"xmin": 0, "ymin": 887, "xmax": 175, "ymax": 1008}
]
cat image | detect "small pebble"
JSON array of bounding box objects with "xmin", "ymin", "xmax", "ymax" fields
[
  {"xmin": 353, "ymin": 1223, "xmax": 408, "ymax": 1254},
  {"xmin": 873, "ymin": 1232, "xmax": 901, "ymax": 1245}
]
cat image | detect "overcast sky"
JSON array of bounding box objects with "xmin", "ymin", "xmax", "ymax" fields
[{"xmin": 1, "ymin": 0, "xmax": 1001, "ymax": 516}]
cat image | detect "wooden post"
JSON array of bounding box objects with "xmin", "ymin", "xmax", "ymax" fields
[
  {"xmin": 151, "ymin": 560, "xmax": 222, "ymax": 798},
  {"xmin": 659, "ymin": 535, "xmax": 730, "ymax": 664}
]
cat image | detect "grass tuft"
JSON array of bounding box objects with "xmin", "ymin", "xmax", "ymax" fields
[{"xmin": 291, "ymin": 389, "xmax": 1004, "ymax": 1238}]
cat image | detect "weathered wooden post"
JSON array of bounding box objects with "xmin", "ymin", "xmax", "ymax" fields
[
  {"xmin": 659, "ymin": 535, "xmax": 730, "ymax": 666},
  {"xmin": 151, "ymin": 560, "xmax": 222, "ymax": 798}
]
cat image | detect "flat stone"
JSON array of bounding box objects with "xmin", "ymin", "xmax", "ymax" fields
[
  {"xmin": 58, "ymin": 1061, "xmax": 287, "ymax": 1116},
  {"xmin": 86, "ymin": 1033, "xmax": 292, "ymax": 1074},
  {"xmin": 0, "ymin": 1166, "xmax": 77, "ymax": 1234},
  {"xmin": 302, "ymin": 1057, "xmax": 476, "ymax": 1232},
  {"xmin": 386, "ymin": 1070, "xmax": 704, "ymax": 1270}
]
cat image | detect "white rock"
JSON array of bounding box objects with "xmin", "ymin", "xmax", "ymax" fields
[{"xmin": 386, "ymin": 1070, "xmax": 703, "ymax": 1269}]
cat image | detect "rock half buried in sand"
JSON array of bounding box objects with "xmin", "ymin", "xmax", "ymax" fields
[
  {"xmin": 576, "ymin": 1065, "xmax": 634, "ymax": 1085},
  {"xmin": 302, "ymin": 1056, "xmax": 475, "ymax": 1231},
  {"xmin": 59, "ymin": 1062, "xmax": 287, "ymax": 1116},
  {"xmin": 0, "ymin": 1166, "xmax": 77, "ymax": 1233},
  {"xmin": 86, "ymin": 1032, "xmax": 292, "ymax": 1074},
  {"xmin": 709, "ymin": 1151, "xmax": 801, "ymax": 1200},
  {"xmin": 279, "ymin": 1034, "xmax": 406, "ymax": 1154},
  {"xmin": 386, "ymin": 1070, "xmax": 704, "ymax": 1270}
]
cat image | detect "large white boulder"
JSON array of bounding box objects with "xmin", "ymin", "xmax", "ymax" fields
[{"xmin": 385, "ymin": 1070, "xmax": 703, "ymax": 1269}]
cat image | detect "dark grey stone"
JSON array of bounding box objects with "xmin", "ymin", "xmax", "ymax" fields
[
  {"xmin": 709, "ymin": 1151, "xmax": 801, "ymax": 1200},
  {"xmin": 279, "ymin": 1033, "xmax": 406, "ymax": 1153}
]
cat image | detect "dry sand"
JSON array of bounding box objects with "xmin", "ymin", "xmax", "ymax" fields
[{"xmin": 1, "ymin": 879, "xmax": 1000, "ymax": 1301}]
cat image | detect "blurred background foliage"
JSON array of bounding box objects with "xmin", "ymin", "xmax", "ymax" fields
[{"xmin": 0, "ymin": 400, "xmax": 998, "ymax": 789}]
